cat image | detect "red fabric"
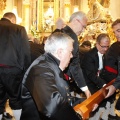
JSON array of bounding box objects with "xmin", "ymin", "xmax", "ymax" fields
[
  {"xmin": 105, "ymin": 66, "xmax": 118, "ymax": 74},
  {"xmin": 64, "ymin": 73, "xmax": 69, "ymax": 81},
  {"xmin": 0, "ymin": 64, "xmax": 11, "ymax": 68}
]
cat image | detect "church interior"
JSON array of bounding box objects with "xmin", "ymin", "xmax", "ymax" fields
[
  {"xmin": 1, "ymin": 0, "xmax": 120, "ymax": 46},
  {"xmin": 1, "ymin": 0, "xmax": 120, "ymax": 120}
]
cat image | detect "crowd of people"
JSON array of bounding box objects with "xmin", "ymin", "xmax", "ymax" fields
[{"xmin": 0, "ymin": 10, "xmax": 120, "ymax": 120}]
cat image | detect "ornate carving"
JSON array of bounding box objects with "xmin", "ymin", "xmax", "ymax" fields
[{"xmin": 0, "ymin": 0, "xmax": 6, "ymax": 13}]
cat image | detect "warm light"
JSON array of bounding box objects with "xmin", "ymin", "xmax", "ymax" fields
[
  {"xmin": 45, "ymin": 7, "xmax": 54, "ymax": 19},
  {"xmin": 73, "ymin": 5, "xmax": 79, "ymax": 12},
  {"xmin": 12, "ymin": 7, "xmax": 22, "ymax": 24}
]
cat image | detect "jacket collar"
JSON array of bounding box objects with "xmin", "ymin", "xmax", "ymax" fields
[
  {"xmin": 45, "ymin": 53, "xmax": 60, "ymax": 67},
  {"xmin": 0, "ymin": 18, "xmax": 11, "ymax": 23}
]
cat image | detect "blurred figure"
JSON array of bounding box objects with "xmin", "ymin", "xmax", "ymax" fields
[
  {"xmin": 79, "ymin": 40, "xmax": 91, "ymax": 65},
  {"xmin": 28, "ymin": 34, "xmax": 45, "ymax": 63},
  {"xmin": 53, "ymin": 17, "xmax": 66, "ymax": 33},
  {"xmin": 20, "ymin": 32, "xmax": 81, "ymax": 120},
  {"xmin": 0, "ymin": 12, "xmax": 31, "ymax": 120}
]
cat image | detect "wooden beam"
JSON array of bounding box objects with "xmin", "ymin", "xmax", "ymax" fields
[{"xmin": 74, "ymin": 79, "xmax": 115, "ymax": 120}]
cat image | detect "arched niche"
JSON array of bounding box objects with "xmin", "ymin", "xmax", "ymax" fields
[{"xmin": 37, "ymin": 0, "xmax": 60, "ymax": 33}]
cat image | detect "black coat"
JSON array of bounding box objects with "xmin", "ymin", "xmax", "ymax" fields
[
  {"xmin": 21, "ymin": 53, "xmax": 80, "ymax": 120},
  {"xmin": 0, "ymin": 18, "xmax": 31, "ymax": 70},
  {"xmin": 58, "ymin": 25, "xmax": 86, "ymax": 88},
  {"xmin": 102, "ymin": 41, "xmax": 120, "ymax": 82},
  {"xmin": 29, "ymin": 41, "xmax": 45, "ymax": 62},
  {"xmin": 81, "ymin": 47, "xmax": 106, "ymax": 94}
]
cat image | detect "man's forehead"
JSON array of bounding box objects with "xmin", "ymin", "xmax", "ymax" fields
[
  {"xmin": 113, "ymin": 23, "xmax": 120, "ymax": 29},
  {"xmin": 100, "ymin": 39, "xmax": 110, "ymax": 44}
]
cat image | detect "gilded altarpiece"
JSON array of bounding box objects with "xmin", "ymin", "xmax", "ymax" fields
[{"xmin": 36, "ymin": 0, "xmax": 59, "ymax": 33}]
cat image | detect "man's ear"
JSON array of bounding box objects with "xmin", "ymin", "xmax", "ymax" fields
[
  {"xmin": 57, "ymin": 48, "xmax": 63, "ymax": 58},
  {"xmin": 11, "ymin": 18, "xmax": 16, "ymax": 24}
]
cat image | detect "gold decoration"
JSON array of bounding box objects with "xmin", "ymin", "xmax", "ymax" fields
[{"xmin": 0, "ymin": 0, "xmax": 6, "ymax": 13}]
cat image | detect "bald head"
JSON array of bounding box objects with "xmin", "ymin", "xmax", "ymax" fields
[{"xmin": 3, "ymin": 12, "xmax": 16, "ymax": 24}]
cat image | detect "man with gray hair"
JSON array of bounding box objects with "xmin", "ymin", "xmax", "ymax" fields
[
  {"xmin": 20, "ymin": 32, "xmax": 81, "ymax": 120},
  {"xmin": 56, "ymin": 11, "xmax": 91, "ymax": 98}
]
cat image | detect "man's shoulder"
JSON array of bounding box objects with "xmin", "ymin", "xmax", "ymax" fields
[
  {"xmin": 111, "ymin": 41, "xmax": 120, "ymax": 47},
  {"xmin": 86, "ymin": 47, "xmax": 97, "ymax": 55},
  {"xmin": 109, "ymin": 42, "xmax": 120, "ymax": 51},
  {"xmin": 13, "ymin": 23, "xmax": 25, "ymax": 29}
]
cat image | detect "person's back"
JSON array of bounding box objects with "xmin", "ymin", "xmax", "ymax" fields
[
  {"xmin": 0, "ymin": 12, "xmax": 31, "ymax": 120},
  {"xmin": 0, "ymin": 13, "xmax": 30, "ymax": 70}
]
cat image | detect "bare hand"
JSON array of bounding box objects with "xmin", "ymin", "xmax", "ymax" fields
[
  {"xmin": 92, "ymin": 103, "xmax": 98, "ymax": 111},
  {"xmin": 84, "ymin": 89, "xmax": 91, "ymax": 98},
  {"xmin": 105, "ymin": 85, "xmax": 116, "ymax": 98}
]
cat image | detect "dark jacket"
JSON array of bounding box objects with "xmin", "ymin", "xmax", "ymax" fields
[
  {"xmin": 113, "ymin": 56, "xmax": 120, "ymax": 89},
  {"xmin": 57, "ymin": 25, "xmax": 86, "ymax": 88},
  {"xmin": 81, "ymin": 47, "xmax": 106, "ymax": 94},
  {"xmin": 29, "ymin": 41, "xmax": 45, "ymax": 62},
  {"xmin": 21, "ymin": 53, "xmax": 80, "ymax": 120},
  {"xmin": 0, "ymin": 18, "xmax": 31, "ymax": 70},
  {"xmin": 102, "ymin": 41, "xmax": 120, "ymax": 82},
  {"xmin": 79, "ymin": 46, "xmax": 90, "ymax": 65}
]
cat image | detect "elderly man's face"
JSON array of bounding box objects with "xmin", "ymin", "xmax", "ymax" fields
[
  {"xmin": 75, "ymin": 17, "xmax": 87, "ymax": 36},
  {"xmin": 59, "ymin": 41, "xmax": 73, "ymax": 70},
  {"xmin": 96, "ymin": 37, "xmax": 110, "ymax": 54}
]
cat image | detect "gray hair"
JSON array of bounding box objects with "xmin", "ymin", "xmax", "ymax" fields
[
  {"xmin": 44, "ymin": 32, "xmax": 74, "ymax": 54},
  {"xmin": 69, "ymin": 11, "xmax": 87, "ymax": 22}
]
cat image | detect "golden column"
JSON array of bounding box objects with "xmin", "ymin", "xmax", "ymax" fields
[
  {"xmin": 37, "ymin": 0, "xmax": 43, "ymax": 31},
  {"xmin": 0, "ymin": 0, "xmax": 6, "ymax": 18},
  {"xmin": 54, "ymin": 0, "xmax": 60, "ymax": 22},
  {"xmin": 64, "ymin": 2, "xmax": 71, "ymax": 22},
  {"xmin": 22, "ymin": 1, "xmax": 30, "ymax": 33}
]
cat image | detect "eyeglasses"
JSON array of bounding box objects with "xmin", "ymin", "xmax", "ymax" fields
[
  {"xmin": 76, "ymin": 19, "xmax": 86, "ymax": 29},
  {"xmin": 99, "ymin": 43, "xmax": 109, "ymax": 49}
]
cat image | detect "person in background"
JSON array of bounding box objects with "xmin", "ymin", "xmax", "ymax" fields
[
  {"xmin": 53, "ymin": 17, "xmax": 66, "ymax": 33},
  {"xmin": 79, "ymin": 40, "xmax": 91, "ymax": 65},
  {"xmin": 20, "ymin": 32, "xmax": 82, "ymax": 120},
  {"xmin": 28, "ymin": 34, "xmax": 45, "ymax": 63},
  {"xmin": 53, "ymin": 11, "xmax": 91, "ymax": 98},
  {"xmin": 81, "ymin": 33, "xmax": 113, "ymax": 120},
  {"xmin": 0, "ymin": 12, "xmax": 31, "ymax": 120}
]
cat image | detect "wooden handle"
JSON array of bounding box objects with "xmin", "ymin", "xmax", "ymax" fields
[{"xmin": 74, "ymin": 79, "xmax": 115, "ymax": 120}]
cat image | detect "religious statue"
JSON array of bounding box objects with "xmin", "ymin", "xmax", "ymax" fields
[{"xmin": 87, "ymin": 0, "xmax": 111, "ymax": 23}]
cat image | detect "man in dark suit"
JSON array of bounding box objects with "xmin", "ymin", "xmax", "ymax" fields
[
  {"xmin": 81, "ymin": 33, "xmax": 110, "ymax": 94},
  {"xmin": 53, "ymin": 11, "xmax": 91, "ymax": 98},
  {"xmin": 81, "ymin": 33, "xmax": 114, "ymax": 120},
  {"xmin": 0, "ymin": 12, "xmax": 31, "ymax": 119},
  {"xmin": 105, "ymin": 19, "xmax": 120, "ymax": 115}
]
